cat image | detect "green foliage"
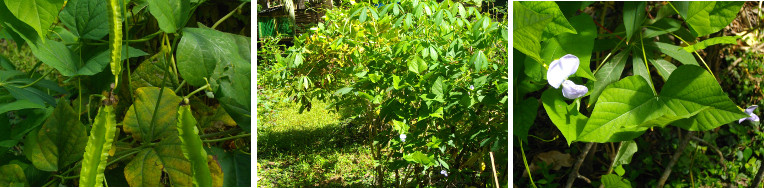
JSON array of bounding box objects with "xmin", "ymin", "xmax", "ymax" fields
[
  {"xmin": 277, "ymin": 0, "xmax": 507, "ymax": 186},
  {"xmin": 0, "ymin": 164, "xmax": 27, "ymax": 186},
  {"xmin": 515, "ymin": 1, "xmax": 752, "ymax": 186},
  {"xmin": 0, "ymin": 0, "xmax": 251, "ymax": 186},
  {"xmin": 147, "ymin": 0, "xmax": 190, "ymax": 33},
  {"xmin": 59, "ymin": 0, "xmax": 108, "ymax": 40},
  {"xmin": 3, "ymin": 0, "xmax": 65, "ymax": 40},
  {"xmin": 122, "ymin": 87, "xmax": 182, "ymax": 142},
  {"xmin": 24, "ymin": 100, "xmax": 87, "ymax": 172}
]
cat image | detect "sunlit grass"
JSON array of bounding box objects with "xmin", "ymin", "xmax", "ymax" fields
[{"xmin": 257, "ymin": 94, "xmax": 378, "ymax": 187}]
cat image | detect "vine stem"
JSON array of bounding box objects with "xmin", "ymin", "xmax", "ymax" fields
[
  {"xmin": 564, "ymin": 143, "xmax": 594, "ymax": 188},
  {"xmin": 184, "ymin": 84, "xmax": 210, "ymax": 100},
  {"xmin": 519, "ymin": 137, "xmax": 537, "ymax": 188},
  {"xmin": 657, "ymin": 131, "xmax": 694, "ymax": 188},
  {"xmin": 202, "ymin": 133, "xmax": 251, "ymax": 143},
  {"xmin": 18, "ymin": 68, "xmax": 55, "ymax": 88},
  {"xmin": 212, "ymin": 2, "xmax": 248, "ymax": 29}
]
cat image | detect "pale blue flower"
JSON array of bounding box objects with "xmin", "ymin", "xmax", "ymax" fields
[
  {"xmin": 440, "ymin": 170, "xmax": 448, "ymax": 177},
  {"xmin": 400, "ymin": 134, "xmax": 407, "ymax": 142},
  {"xmin": 739, "ymin": 105, "xmax": 760, "ymax": 123},
  {"xmin": 548, "ymin": 54, "xmax": 588, "ymax": 99}
]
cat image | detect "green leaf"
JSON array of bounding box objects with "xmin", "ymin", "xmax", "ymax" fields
[
  {"xmin": 512, "ymin": 1, "xmax": 552, "ymax": 64},
  {"xmin": 214, "ymin": 59, "xmax": 251, "ymax": 131},
  {"xmin": 176, "ymin": 105, "xmax": 213, "ymax": 187},
  {"xmin": 177, "ymin": 27, "xmax": 251, "ymax": 87},
  {"xmin": 0, "ymin": 164, "xmax": 27, "ymax": 186},
  {"xmin": 0, "ymin": 100, "xmax": 43, "ymax": 115},
  {"xmin": 28, "ymin": 39, "xmax": 81, "ymax": 77},
  {"xmin": 588, "ymin": 50, "xmax": 628, "ymax": 106},
  {"xmin": 403, "ymin": 151, "xmax": 435, "ymax": 166},
  {"xmin": 661, "ymin": 66, "xmax": 748, "ymax": 131},
  {"xmin": 541, "ymin": 89, "xmax": 588, "ymax": 145},
  {"xmin": 612, "ymin": 140, "xmax": 638, "ymax": 168},
  {"xmin": 147, "ymin": 0, "xmax": 190, "ymax": 33},
  {"xmin": 514, "ymin": 97, "xmax": 538, "ymax": 142},
  {"xmin": 59, "ymin": 0, "xmax": 109, "ymax": 40},
  {"xmin": 648, "ymin": 58, "xmax": 676, "ymax": 81},
  {"xmin": 123, "ymin": 87, "xmax": 183, "ymax": 142},
  {"xmin": 407, "ymin": 57, "xmax": 427, "ymax": 74},
  {"xmin": 631, "ymin": 48, "xmax": 654, "ymax": 93},
  {"xmin": 519, "ymin": 1, "xmax": 577, "ymax": 39},
  {"xmin": 24, "ymin": 99, "xmax": 88, "ymax": 171},
  {"xmin": 79, "ymin": 105, "xmax": 117, "ymax": 187},
  {"xmin": 676, "ymin": 2, "xmax": 743, "ymax": 37},
  {"xmin": 578, "ymin": 76, "xmax": 658, "ymax": 143},
  {"xmin": 471, "ymin": 50, "xmax": 488, "ymax": 72},
  {"xmin": 542, "ymin": 14, "xmax": 597, "ymax": 80},
  {"xmin": 206, "ymin": 147, "xmax": 250, "ymax": 187},
  {"xmin": 623, "ymin": 2, "xmax": 646, "ymax": 42},
  {"xmin": 643, "ymin": 18, "xmax": 682, "ymax": 38},
  {"xmin": 683, "ymin": 36, "xmax": 740, "ymax": 52},
  {"xmin": 335, "ymin": 87, "xmax": 354, "ymax": 96},
  {"xmin": 3, "ymin": 0, "xmax": 65, "ymax": 40},
  {"xmin": 648, "ymin": 41, "xmax": 699, "ymax": 66},
  {"xmin": 129, "ymin": 52, "xmax": 175, "ymax": 91},
  {"xmin": 431, "ymin": 76, "xmax": 445, "ymax": 101},
  {"xmin": 124, "ymin": 137, "xmax": 193, "ymax": 187},
  {"xmin": 359, "ymin": 7, "xmax": 367, "ymax": 23},
  {"xmin": 601, "ymin": 174, "xmax": 632, "ymax": 188}
]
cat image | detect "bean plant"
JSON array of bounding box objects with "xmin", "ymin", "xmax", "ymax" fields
[
  {"xmin": 271, "ymin": 0, "xmax": 508, "ymax": 186},
  {"xmin": 0, "ymin": 0, "xmax": 251, "ymax": 186},
  {"xmin": 514, "ymin": 1, "xmax": 759, "ymax": 187}
]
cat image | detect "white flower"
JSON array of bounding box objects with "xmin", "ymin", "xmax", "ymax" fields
[
  {"xmin": 440, "ymin": 170, "xmax": 448, "ymax": 177},
  {"xmin": 469, "ymin": 85, "xmax": 474, "ymax": 90},
  {"xmin": 400, "ymin": 134, "xmax": 407, "ymax": 142},
  {"xmin": 547, "ymin": 54, "xmax": 588, "ymax": 99},
  {"xmin": 739, "ymin": 105, "xmax": 760, "ymax": 123}
]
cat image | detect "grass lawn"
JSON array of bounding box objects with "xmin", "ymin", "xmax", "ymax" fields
[{"xmin": 257, "ymin": 96, "xmax": 379, "ymax": 187}]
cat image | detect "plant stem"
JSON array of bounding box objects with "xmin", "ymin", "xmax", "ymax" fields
[
  {"xmin": 42, "ymin": 179, "xmax": 58, "ymax": 187},
  {"xmin": 106, "ymin": 148, "xmax": 141, "ymax": 167},
  {"xmin": 185, "ymin": 84, "xmax": 210, "ymax": 99},
  {"xmin": 212, "ymin": 2, "xmax": 248, "ymax": 29},
  {"xmin": 519, "ymin": 137, "xmax": 537, "ymax": 188},
  {"xmin": 18, "ymin": 68, "xmax": 55, "ymax": 88},
  {"xmin": 564, "ymin": 142, "xmax": 594, "ymax": 188},
  {"xmin": 202, "ymin": 133, "xmax": 251, "ymax": 143},
  {"xmin": 174, "ymin": 80, "xmax": 186, "ymax": 94},
  {"xmin": 657, "ymin": 131, "xmax": 694, "ymax": 188}
]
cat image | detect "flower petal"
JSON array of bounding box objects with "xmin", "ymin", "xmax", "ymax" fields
[
  {"xmin": 559, "ymin": 54, "xmax": 580, "ymax": 76},
  {"xmin": 562, "ymin": 80, "xmax": 588, "ymax": 99},
  {"xmin": 547, "ymin": 54, "xmax": 580, "ymax": 88},
  {"xmin": 745, "ymin": 105, "xmax": 758, "ymax": 114},
  {"xmin": 751, "ymin": 114, "xmax": 760, "ymax": 122},
  {"xmin": 547, "ymin": 59, "xmax": 564, "ymax": 88}
]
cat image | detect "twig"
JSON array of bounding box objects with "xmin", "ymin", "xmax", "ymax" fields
[
  {"xmin": 564, "ymin": 143, "xmax": 594, "ymax": 188},
  {"xmin": 690, "ymin": 136, "xmax": 728, "ymax": 172},
  {"xmin": 490, "ymin": 152, "xmax": 500, "ymax": 188},
  {"xmin": 577, "ymin": 174, "xmax": 592, "ymax": 184},
  {"xmin": 657, "ymin": 131, "xmax": 694, "ymax": 188}
]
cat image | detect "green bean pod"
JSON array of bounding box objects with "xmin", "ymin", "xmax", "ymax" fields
[
  {"xmin": 177, "ymin": 104, "xmax": 212, "ymax": 187},
  {"xmin": 107, "ymin": 0, "xmax": 123, "ymax": 87},
  {"xmin": 79, "ymin": 106, "xmax": 117, "ymax": 187}
]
